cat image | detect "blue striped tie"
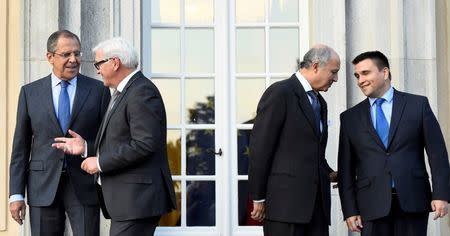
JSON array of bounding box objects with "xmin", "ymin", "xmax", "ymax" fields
[{"xmin": 58, "ymin": 80, "xmax": 70, "ymax": 134}]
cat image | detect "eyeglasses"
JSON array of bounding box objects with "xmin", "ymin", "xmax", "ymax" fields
[
  {"xmin": 93, "ymin": 58, "xmax": 113, "ymax": 70},
  {"xmin": 52, "ymin": 51, "xmax": 82, "ymax": 59}
]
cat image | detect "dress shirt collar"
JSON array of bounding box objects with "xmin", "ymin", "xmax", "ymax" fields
[
  {"xmin": 368, "ymin": 86, "xmax": 394, "ymax": 106},
  {"xmin": 115, "ymin": 69, "xmax": 139, "ymax": 93},
  {"xmin": 51, "ymin": 72, "xmax": 77, "ymax": 88},
  {"xmin": 295, "ymin": 71, "xmax": 314, "ymax": 93}
]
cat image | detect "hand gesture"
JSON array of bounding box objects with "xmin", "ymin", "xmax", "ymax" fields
[{"xmin": 52, "ymin": 129, "xmax": 86, "ymax": 155}]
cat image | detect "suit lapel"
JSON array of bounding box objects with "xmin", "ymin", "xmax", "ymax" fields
[
  {"xmin": 43, "ymin": 75, "xmax": 63, "ymax": 134},
  {"xmin": 387, "ymin": 90, "xmax": 406, "ymax": 148},
  {"xmin": 95, "ymin": 72, "xmax": 141, "ymax": 148},
  {"xmin": 68, "ymin": 75, "xmax": 91, "ymax": 130},
  {"xmin": 291, "ymin": 76, "xmax": 320, "ymax": 137},
  {"xmin": 360, "ymin": 99, "xmax": 386, "ymax": 150}
]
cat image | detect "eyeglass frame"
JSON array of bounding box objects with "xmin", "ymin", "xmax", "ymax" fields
[
  {"xmin": 93, "ymin": 58, "xmax": 114, "ymax": 70},
  {"xmin": 51, "ymin": 51, "xmax": 83, "ymax": 59}
]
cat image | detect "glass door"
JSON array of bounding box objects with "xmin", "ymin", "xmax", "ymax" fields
[
  {"xmin": 231, "ymin": 0, "xmax": 308, "ymax": 235},
  {"xmin": 142, "ymin": 0, "xmax": 308, "ymax": 235}
]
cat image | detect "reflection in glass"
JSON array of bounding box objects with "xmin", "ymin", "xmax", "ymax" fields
[
  {"xmin": 185, "ymin": 29, "xmax": 214, "ymax": 73},
  {"xmin": 185, "ymin": 78, "xmax": 215, "ymax": 124},
  {"xmin": 238, "ymin": 180, "xmax": 263, "ymax": 226},
  {"xmin": 186, "ymin": 0, "xmax": 214, "ymax": 24},
  {"xmin": 160, "ymin": 181, "xmax": 182, "ymax": 226},
  {"xmin": 151, "ymin": 0, "xmax": 180, "ymax": 24},
  {"xmin": 151, "ymin": 29, "xmax": 180, "ymax": 73},
  {"xmin": 236, "ymin": 78, "xmax": 265, "ymax": 124},
  {"xmin": 187, "ymin": 181, "xmax": 216, "ymax": 226},
  {"xmin": 237, "ymin": 129, "xmax": 252, "ymax": 175},
  {"xmin": 186, "ymin": 129, "xmax": 215, "ymax": 175},
  {"xmin": 166, "ymin": 130, "xmax": 181, "ymax": 175},
  {"xmin": 269, "ymin": 28, "xmax": 299, "ymax": 73},
  {"xmin": 235, "ymin": 0, "xmax": 265, "ymax": 23},
  {"xmin": 269, "ymin": 0, "xmax": 299, "ymax": 22},
  {"xmin": 151, "ymin": 78, "xmax": 181, "ymax": 124},
  {"xmin": 236, "ymin": 28, "xmax": 265, "ymax": 73}
]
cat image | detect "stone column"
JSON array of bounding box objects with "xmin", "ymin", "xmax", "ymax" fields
[{"xmin": 310, "ymin": 0, "xmax": 347, "ymax": 235}]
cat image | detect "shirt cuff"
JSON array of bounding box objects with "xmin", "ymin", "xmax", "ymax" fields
[
  {"xmin": 253, "ymin": 199, "xmax": 265, "ymax": 203},
  {"xmin": 97, "ymin": 155, "xmax": 102, "ymax": 172},
  {"xmin": 81, "ymin": 141, "xmax": 88, "ymax": 158},
  {"xmin": 9, "ymin": 194, "xmax": 24, "ymax": 203}
]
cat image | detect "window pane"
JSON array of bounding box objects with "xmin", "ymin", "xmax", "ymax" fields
[
  {"xmin": 269, "ymin": 28, "xmax": 299, "ymax": 73},
  {"xmin": 185, "ymin": 29, "xmax": 214, "ymax": 73},
  {"xmin": 151, "ymin": 29, "xmax": 180, "ymax": 73},
  {"xmin": 238, "ymin": 180, "xmax": 263, "ymax": 226},
  {"xmin": 236, "ymin": 78, "xmax": 265, "ymax": 124},
  {"xmin": 185, "ymin": 0, "xmax": 214, "ymax": 24},
  {"xmin": 187, "ymin": 181, "xmax": 216, "ymax": 226},
  {"xmin": 159, "ymin": 181, "xmax": 182, "ymax": 226},
  {"xmin": 236, "ymin": 28, "xmax": 265, "ymax": 73},
  {"xmin": 236, "ymin": 0, "xmax": 265, "ymax": 23},
  {"xmin": 185, "ymin": 78, "xmax": 215, "ymax": 124},
  {"xmin": 152, "ymin": 78, "xmax": 181, "ymax": 124},
  {"xmin": 186, "ymin": 129, "xmax": 215, "ymax": 175},
  {"xmin": 269, "ymin": 0, "xmax": 299, "ymax": 22},
  {"xmin": 167, "ymin": 129, "xmax": 181, "ymax": 175},
  {"xmin": 237, "ymin": 129, "xmax": 251, "ymax": 175},
  {"xmin": 151, "ymin": 0, "xmax": 180, "ymax": 24}
]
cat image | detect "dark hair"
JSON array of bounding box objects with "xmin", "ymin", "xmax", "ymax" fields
[
  {"xmin": 352, "ymin": 51, "xmax": 391, "ymax": 79},
  {"xmin": 47, "ymin": 30, "xmax": 81, "ymax": 53}
]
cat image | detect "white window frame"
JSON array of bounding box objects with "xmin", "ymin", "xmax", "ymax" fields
[{"xmin": 141, "ymin": 1, "xmax": 309, "ymax": 235}]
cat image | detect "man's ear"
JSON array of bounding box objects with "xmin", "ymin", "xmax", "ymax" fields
[
  {"xmin": 383, "ymin": 67, "xmax": 389, "ymax": 80},
  {"xmin": 47, "ymin": 52, "xmax": 54, "ymax": 65},
  {"xmin": 312, "ymin": 61, "xmax": 320, "ymax": 72}
]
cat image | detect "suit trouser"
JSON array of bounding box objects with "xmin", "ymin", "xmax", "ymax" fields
[
  {"xmin": 29, "ymin": 172, "xmax": 100, "ymax": 236},
  {"xmin": 362, "ymin": 192, "xmax": 428, "ymax": 236},
  {"xmin": 109, "ymin": 216, "xmax": 161, "ymax": 236},
  {"xmin": 263, "ymin": 188, "xmax": 329, "ymax": 236}
]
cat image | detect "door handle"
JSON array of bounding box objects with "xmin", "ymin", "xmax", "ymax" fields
[{"xmin": 207, "ymin": 148, "xmax": 222, "ymax": 157}]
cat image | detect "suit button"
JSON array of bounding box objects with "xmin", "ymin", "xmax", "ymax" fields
[{"xmin": 386, "ymin": 152, "xmax": 390, "ymax": 156}]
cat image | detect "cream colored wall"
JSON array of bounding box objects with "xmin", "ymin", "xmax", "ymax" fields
[
  {"xmin": 437, "ymin": 0, "xmax": 450, "ymax": 233},
  {"xmin": 0, "ymin": 0, "xmax": 21, "ymax": 235}
]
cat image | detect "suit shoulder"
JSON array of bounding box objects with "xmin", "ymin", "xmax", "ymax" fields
[
  {"xmin": 396, "ymin": 90, "xmax": 427, "ymax": 101},
  {"xmin": 264, "ymin": 78, "xmax": 293, "ymax": 96},
  {"xmin": 22, "ymin": 75, "xmax": 50, "ymax": 90},
  {"xmin": 78, "ymin": 74, "xmax": 104, "ymax": 87},
  {"xmin": 340, "ymin": 99, "xmax": 367, "ymax": 117}
]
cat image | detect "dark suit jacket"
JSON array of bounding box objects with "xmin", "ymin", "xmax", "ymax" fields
[
  {"xmin": 338, "ymin": 89, "xmax": 450, "ymax": 221},
  {"xmin": 9, "ymin": 74, "xmax": 110, "ymax": 206},
  {"xmin": 249, "ymin": 74, "xmax": 334, "ymax": 224},
  {"xmin": 95, "ymin": 71, "xmax": 176, "ymax": 221}
]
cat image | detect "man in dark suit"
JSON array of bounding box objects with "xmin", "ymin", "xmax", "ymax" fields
[
  {"xmin": 338, "ymin": 51, "xmax": 450, "ymax": 236},
  {"xmin": 248, "ymin": 44, "xmax": 340, "ymax": 236},
  {"xmin": 53, "ymin": 37, "xmax": 177, "ymax": 236},
  {"xmin": 9, "ymin": 30, "xmax": 109, "ymax": 235}
]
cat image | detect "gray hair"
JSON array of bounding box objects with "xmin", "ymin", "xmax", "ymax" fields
[
  {"xmin": 92, "ymin": 37, "xmax": 139, "ymax": 69},
  {"xmin": 298, "ymin": 45, "xmax": 334, "ymax": 70}
]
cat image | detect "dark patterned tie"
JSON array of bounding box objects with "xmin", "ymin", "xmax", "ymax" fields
[
  {"xmin": 307, "ymin": 90, "xmax": 321, "ymax": 134},
  {"xmin": 58, "ymin": 80, "xmax": 70, "ymax": 134}
]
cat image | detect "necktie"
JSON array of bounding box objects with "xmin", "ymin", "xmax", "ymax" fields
[
  {"xmin": 107, "ymin": 90, "xmax": 120, "ymax": 115},
  {"xmin": 307, "ymin": 90, "xmax": 321, "ymax": 134},
  {"xmin": 58, "ymin": 80, "xmax": 70, "ymax": 134},
  {"xmin": 375, "ymin": 98, "xmax": 389, "ymax": 148},
  {"xmin": 98, "ymin": 90, "xmax": 121, "ymax": 136}
]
